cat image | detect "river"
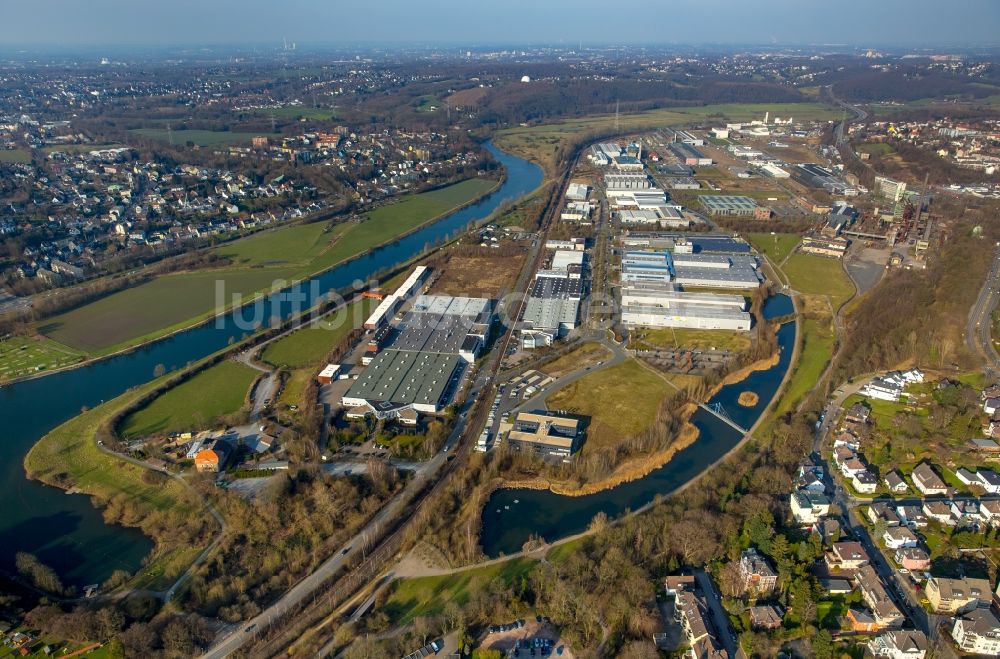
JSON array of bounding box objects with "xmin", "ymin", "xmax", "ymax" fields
[
  {"xmin": 0, "ymin": 142, "xmax": 542, "ymax": 587},
  {"xmin": 479, "ymin": 296, "xmax": 796, "ymax": 557}
]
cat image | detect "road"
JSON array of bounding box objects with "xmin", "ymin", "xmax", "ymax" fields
[
  {"xmin": 965, "ymin": 245, "xmax": 1000, "ymax": 380},
  {"xmin": 693, "ymin": 570, "xmax": 739, "ymax": 659}
]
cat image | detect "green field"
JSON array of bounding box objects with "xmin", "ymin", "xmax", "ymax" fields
[
  {"xmin": 632, "ymin": 327, "xmax": 751, "ymax": 352},
  {"xmin": 382, "ymin": 558, "xmax": 537, "ymax": 624},
  {"xmin": 496, "ymin": 102, "xmax": 839, "ymax": 172},
  {"xmin": 771, "ymin": 318, "xmax": 836, "ymax": 419},
  {"xmin": 783, "ymin": 253, "xmax": 856, "ymax": 309},
  {"xmin": 261, "ymin": 298, "xmax": 373, "ymax": 368},
  {"xmin": 129, "ymin": 129, "xmax": 281, "ymax": 147},
  {"xmin": 118, "ymin": 360, "xmax": 258, "ymax": 437},
  {"xmin": 38, "ymin": 177, "xmax": 498, "ymax": 354},
  {"xmin": 546, "ymin": 358, "xmax": 674, "ymax": 451},
  {"xmin": 0, "ymin": 335, "xmax": 86, "ymax": 381},
  {"xmin": 0, "ymin": 148, "xmax": 31, "ymax": 163},
  {"xmin": 39, "ymin": 268, "xmax": 292, "ymax": 354},
  {"xmin": 856, "ymin": 142, "xmax": 895, "ymax": 157},
  {"xmin": 748, "ymin": 233, "xmax": 801, "ymax": 264},
  {"xmin": 251, "ymin": 106, "xmax": 337, "ymax": 120}
]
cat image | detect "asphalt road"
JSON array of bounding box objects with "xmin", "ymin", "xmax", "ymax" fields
[{"xmin": 965, "ymin": 245, "xmax": 1000, "ymax": 380}]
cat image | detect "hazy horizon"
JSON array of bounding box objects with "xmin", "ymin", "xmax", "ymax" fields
[{"xmin": 1, "ymin": 0, "xmax": 997, "ymax": 50}]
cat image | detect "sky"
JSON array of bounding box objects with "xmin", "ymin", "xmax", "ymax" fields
[{"xmin": 1, "ymin": 0, "xmax": 998, "ymax": 49}]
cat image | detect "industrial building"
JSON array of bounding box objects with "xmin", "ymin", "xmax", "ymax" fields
[
  {"xmin": 363, "ymin": 265, "xmax": 429, "ymax": 329},
  {"xmin": 620, "ymin": 248, "xmax": 760, "ymax": 289},
  {"xmin": 666, "ymin": 177, "xmax": 700, "ymax": 190},
  {"xmin": 342, "ymin": 349, "xmax": 462, "ymax": 415},
  {"xmin": 801, "ymin": 236, "xmax": 849, "ymax": 258},
  {"xmin": 793, "ymin": 164, "xmax": 858, "ymax": 196},
  {"xmin": 699, "ymin": 195, "xmax": 759, "ymax": 217},
  {"xmin": 620, "ymin": 287, "xmax": 751, "ymax": 331},
  {"xmin": 668, "ymin": 142, "xmax": 712, "ymax": 166},
  {"xmin": 565, "ymin": 183, "xmax": 590, "ymax": 201},
  {"xmin": 561, "ymin": 201, "xmax": 594, "ymax": 222},
  {"xmin": 521, "ymin": 274, "xmax": 582, "ymax": 337},
  {"xmin": 345, "ymin": 293, "xmax": 491, "ymax": 420},
  {"xmin": 507, "ymin": 412, "xmax": 581, "ymax": 458},
  {"xmin": 875, "ymin": 176, "xmax": 907, "ymax": 202},
  {"xmin": 604, "ymin": 173, "xmax": 652, "ymax": 194}
]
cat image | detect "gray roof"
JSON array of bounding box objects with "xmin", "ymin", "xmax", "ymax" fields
[{"xmin": 344, "ymin": 349, "xmax": 460, "ymax": 409}]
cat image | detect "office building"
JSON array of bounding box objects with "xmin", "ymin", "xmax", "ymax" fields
[{"xmin": 507, "ymin": 412, "xmax": 581, "ymax": 458}]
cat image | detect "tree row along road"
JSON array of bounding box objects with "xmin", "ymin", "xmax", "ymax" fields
[{"xmin": 966, "ymin": 245, "xmax": 1000, "ymax": 380}]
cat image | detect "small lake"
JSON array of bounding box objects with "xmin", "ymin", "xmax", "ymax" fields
[{"xmin": 479, "ymin": 307, "xmax": 795, "ymax": 557}]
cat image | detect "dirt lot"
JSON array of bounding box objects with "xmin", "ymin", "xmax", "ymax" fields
[
  {"xmin": 480, "ymin": 620, "xmax": 575, "ymax": 659},
  {"xmin": 446, "ymin": 87, "xmax": 489, "ymax": 106},
  {"xmin": 431, "ymin": 252, "xmax": 526, "ymax": 298}
]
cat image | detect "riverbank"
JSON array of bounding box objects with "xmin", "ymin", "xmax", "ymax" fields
[{"xmin": 4, "ymin": 177, "xmax": 504, "ymax": 388}]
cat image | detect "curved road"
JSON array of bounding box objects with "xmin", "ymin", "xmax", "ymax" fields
[{"xmin": 966, "ymin": 245, "xmax": 1000, "ymax": 380}]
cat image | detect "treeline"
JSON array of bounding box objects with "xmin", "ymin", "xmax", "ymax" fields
[
  {"xmin": 861, "ymin": 139, "xmax": 999, "ymax": 186},
  {"xmin": 833, "ymin": 67, "xmax": 1000, "ymax": 103}
]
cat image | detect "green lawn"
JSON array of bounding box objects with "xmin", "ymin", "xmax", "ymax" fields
[
  {"xmin": 261, "ymin": 298, "xmax": 372, "ymax": 368},
  {"xmin": 0, "ymin": 335, "xmax": 86, "ymax": 382},
  {"xmin": 772, "ymin": 318, "xmax": 836, "ymax": 418},
  {"xmin": 38, "ymin": 178, "xmax": 497, "ymax": 354},
  {"xmin": 856, "ymin": 142, "xmax": 895, "ymax": 157},
  {"xmin": 546, "ymin": 358, "xmax": 674, "ymax": 451},
  {"xmin": 118, "ymin": 360, "xmax": 258, "ymax": 437},
  {"xmin": 382, "ymin": 558, "xmax": 537, "ymax": 624},
  {"xmin": 0, "ymin": 148, "xmax": 31, "ymax": 163},
  {"xmin": 748, "ymin": 233, "xmax": 801, "ymax": 264},
  {"xmin": 128, "ymin": 129, "xmax": 281, "ymax": 147},
  {"xmin": 783, "ymin": 253, "xmax": 856, "ymax": 308}
]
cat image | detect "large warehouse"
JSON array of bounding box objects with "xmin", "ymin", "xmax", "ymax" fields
[
  {"xmin": 621, "ymin": 249, "xmax": 761, "ymax": 289},
  {"xmin": 620, "ymin": 286, "xmax": 752, "ymax": 331},
  {"xmin": 699, "ymin": 195, "xmax": 758, "ymax": 216}
]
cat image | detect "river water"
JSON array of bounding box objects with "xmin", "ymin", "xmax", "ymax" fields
[
  {"xmin": 479, "ymin": 297, "xmax": 796, "ymax": 557},
  {"xmin": 0, "ymin": 142, "xmax": 542, "ymax": 587}
]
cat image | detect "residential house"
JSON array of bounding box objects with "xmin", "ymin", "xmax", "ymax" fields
[
  {"xmin": 868, "ymin": 629, "xmax": 928, "ymax": 659},
  {"xmin": 981, "ymin": 499, "xmax": 1000, "ymax": 526},
  {"xmin": 951, "ymin": 608, "xmax": 1000, "ymax": 656},
  {"xmin": 852, "ymin": 471, "xmax": 878, "ymax": 493},
  {"xmin": 911, "ymin": 463, "xmax": 948, "ymax": 496},
  {"xmin": 883, "ymin": 471, "xmax": 909, "ymax": 493},
  {"xmin": 845, "ymin": 402, "xmax": 871, "ymax": 425},
  {"xmin": 834, "ymin": 431, "xmax": 861, "ymax": 451},
  {"xmin": 896, "ymin": 505, "xmax": 928, "ymax": 528},
  {"xmin": 826, "ymin": 541, "xmax": 870, "ymax": 572},
  {"xmin": 194, "ymin": 440, "xmax": 231, "ymax": 473},
  {"xmin": 739, "ymin": 549, "xmax": 778, "ymax": 595},
  {"xmin": 984, "ymin": 397, "xmax": 1000, "ymax": 415},
  {"xmin": 797, "ymin": 465, "xmax": 826, "ymax": 492},
  {"xmin": 855, "ymin": 566, "xmax": 905, "ymax": 629},
  {"xmin": 925, "ymin": 575, "xmax": 992, "ymax": 614},
  {"xmin": 867, "ymin": 502, "xmax": 901, "ymax": 527},
  {"xmin": 813, "ymin": 518, "xmax": 841, "ymax": 545},
  {"xmin": 847, "ymin": 608, "xmax": 880, "ymax": 633},
  {"xmin": 672, "ymin": 580, "xmax": 730, "ymax": 659},
  {"xmin": 976, "ymin": 469, "xmax": 1000, "ymax": 494},
  {"xmin": 790, "ymin": 491, "xmax": 831, "ymax": 524},
  {"xmin": 748, "ymin": 605, "xmax": 783, "ymax": 631},
  {"xmin": 956, "ymin": 468, "xmax": 980, "ymax": 488},
  {"xmin": 883, "ymin": 526, "xmax": 919, "ymax": 550},
  {"xmin": 950, "ymin": 500, "xmax": 985, "ymax": 529},
  {"xmin": 894, "ymin": 547, "xmax": 931, "ymax": 572},
  {"xmin": 922, "ymin": 500, "xmax": 954, "ymax": 526}
]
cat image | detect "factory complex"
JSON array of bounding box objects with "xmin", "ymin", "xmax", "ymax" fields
[
  {"xmin": 621, "ymin": 248, "xmax": 762, "ymax": 289},
  {"xmin": 342, "ymin": 271, "xmax": 493, "ymax": 422}
]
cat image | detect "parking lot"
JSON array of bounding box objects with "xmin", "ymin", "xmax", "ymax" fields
[{"xmin": 480, "ymin": 618, "xmax": 574, "ymax": 659}]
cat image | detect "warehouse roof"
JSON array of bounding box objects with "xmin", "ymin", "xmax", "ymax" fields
[{"xmin": 344, "ymin": 349, "xmax": 461, "ymax": 409}]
